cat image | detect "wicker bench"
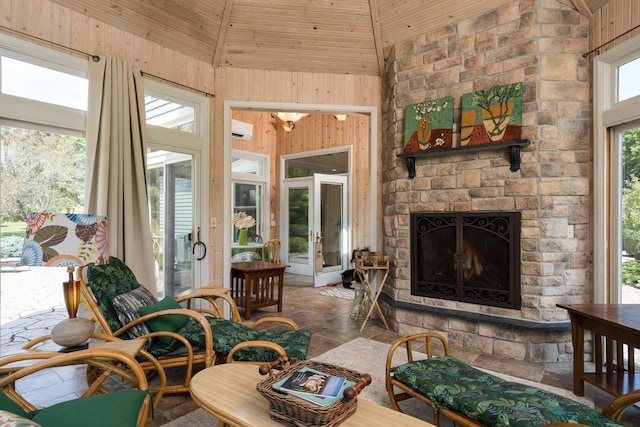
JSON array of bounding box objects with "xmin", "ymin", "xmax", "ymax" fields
[{"xmin": 385, "ymin": 332, "xmax": 639, "ymax": 427}]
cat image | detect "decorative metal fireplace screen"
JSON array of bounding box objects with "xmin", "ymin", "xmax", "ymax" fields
[{"xmin": 410, "ymin": 212, "xmax": 521, "ymax": 310}]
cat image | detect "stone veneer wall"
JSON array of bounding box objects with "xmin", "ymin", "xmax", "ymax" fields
[{"xmin": 380, "ymin": 0, "xmax": 591, "ymax": 362}]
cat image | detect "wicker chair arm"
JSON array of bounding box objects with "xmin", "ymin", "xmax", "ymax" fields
[
  {"xmin": 601, "ymin": 389, "xmax": 640, "ymax": 420},
  {"xmin": 225, "ymin": 340, "xmax": 289, "ymax": 364},
  {"xmin": 0, "ymin": 349, "xmax": 62, "ymax": 376},
  {"xmin": 175, "ymin": 288, "xmax": 242, "ymax": 322},
  {"xmin": 385, "ymin": 332, "xmax": 450, "ymax": 377},
  {"xmin": 136, "ymin": 308, "xmax": 214, "ymax": 365},
  {"xmin": 0, "ymin": 349, "xmax": 149, "ymax": 410},
  {"xmin": 248, "ymin": 316, "xmax": 300, "ymax": 330}
]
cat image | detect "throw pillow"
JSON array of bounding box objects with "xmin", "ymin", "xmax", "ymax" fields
[
  {"xmin": 0, "ymin": 410, "xmax": 41, "ymax": 427},
  {"xmin": 111, "ymin": 286, "xmax": 157, "ymax": 340},
  {"xmin": 138, "ymin": 297, "xmax": 191, "ymax": 343},
  {"xmin": 86, "ymin": 256, "xmax": 144, "ymax": 333}
]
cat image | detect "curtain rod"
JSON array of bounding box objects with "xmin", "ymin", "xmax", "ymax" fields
[
  {"xmin": 0, "ymin": 25, "xmax": 215, "ymax": 98},
  {"xmin": 583, "ymin": 23, "xmax": 640, "ymax": 58}
]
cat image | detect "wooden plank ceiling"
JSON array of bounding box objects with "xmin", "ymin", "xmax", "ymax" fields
[{"xmin": 49, "ymin": 0, "xmax": 594, "ymax": 76}]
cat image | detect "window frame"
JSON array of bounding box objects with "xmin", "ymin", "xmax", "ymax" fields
[
  {"xmin": 231, "ymin": 149, "xmax": 270, "ymax": 242},
  {"xmin": 143, "ymin": 78, "xmax": 210, "ymax": 294},
  {"xmin": 593, "ymin": 35, "xmax": 640, "ymax": 303},
  {"xmin": 0, "ymin": 34, "xmax": 87, "ymax": 133}
]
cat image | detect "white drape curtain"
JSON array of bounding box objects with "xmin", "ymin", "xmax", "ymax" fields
[{"xmin": 85, "ymin": 56, "xmax": 156, "ymax": 291}]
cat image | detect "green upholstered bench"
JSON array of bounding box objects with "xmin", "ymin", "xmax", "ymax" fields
[{"xmin": 386, "ymin": 332, "xmax": 636, "ymax": 427}]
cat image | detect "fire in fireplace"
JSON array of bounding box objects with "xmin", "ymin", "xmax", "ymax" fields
[{"xmin": 410, "ymin": 212, "xmax": 521, "ymax": 310}]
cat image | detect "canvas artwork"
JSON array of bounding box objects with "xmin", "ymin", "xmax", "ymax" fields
[
  {"xmin": 460, "ymin": 82, "xmax": 523, "ymax": 146},
  {"xmin": 403, "ymin": 96, "xmax": 454, "ymax": 153}
]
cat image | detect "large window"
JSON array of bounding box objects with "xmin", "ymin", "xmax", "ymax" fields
[
  {"xmin": 0, "ymin": 34, "xmax": 88, "ymax": 259},
  {"xmin": 232, "ymin": 150, "xmax": 269, "ymax": 243},
  {"xmin": 594, "ymin": 35, "xmax": 640, "ymax": 304},
  {"xmin": 0, "ymin": 35, "xmax": 89, "ymax": 330}
]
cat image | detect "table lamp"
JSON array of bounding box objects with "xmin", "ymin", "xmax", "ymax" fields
[{"xmin": 20, "ymin": 212, "xmax": 109, "ymax": 348}]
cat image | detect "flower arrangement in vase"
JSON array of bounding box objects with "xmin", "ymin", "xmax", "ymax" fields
[{"xmin": 233, "ymin": 211, "xmax": 256, "ymax": 246}]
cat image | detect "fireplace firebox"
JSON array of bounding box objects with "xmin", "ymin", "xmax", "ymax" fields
[{"xmin": 410, "ymin": 212, "xmax": 521, "ymax": 310}]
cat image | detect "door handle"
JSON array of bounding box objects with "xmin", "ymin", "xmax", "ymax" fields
[{"xmin": 192, "ymin": 226, "xmax": 206, "ymax": 261}]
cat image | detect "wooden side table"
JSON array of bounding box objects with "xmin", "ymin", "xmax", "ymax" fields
[
  {"xmin": 89, "ymin": 337, "xmax": 146, "ymax": 355},
  {"xmin": 230, "ymin": 261, "xmax": 289, "ymax": 319},
  {"xmin": 0, "ymin": 337, "xmax": 146, "ymax": 375}
]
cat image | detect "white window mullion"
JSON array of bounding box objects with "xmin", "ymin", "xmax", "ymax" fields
[{"xmin": 594, "ymin": 35, "xmax": 640, "ymax": 303}]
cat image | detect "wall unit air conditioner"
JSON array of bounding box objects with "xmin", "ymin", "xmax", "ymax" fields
[{"xmin": 231, "ymin": 119, "xmax": 253, "ymax": 140}]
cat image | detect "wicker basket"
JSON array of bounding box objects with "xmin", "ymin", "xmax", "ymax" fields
[
  {"xmin": 354, "ymin": 251, "xmax": 389, "ymax": 269},
  {"xmin": 256, "ymin": 360, "xmax": 368, "ymax": 427}
]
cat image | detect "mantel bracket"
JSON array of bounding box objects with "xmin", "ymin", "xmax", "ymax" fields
[
  {"xmin": 509, "ymin": 144, "xmax": 523, "ymax": 172},
  {"xmin": 397, "ymin": 139, "xmax": 531, "ymax": 179}
]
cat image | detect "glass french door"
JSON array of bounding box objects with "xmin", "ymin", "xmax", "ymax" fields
[
  {"xmin": 611, "ymin": 121, "xmax": 640, "ymax": 304},
  {"xmin": 283, "ymin": 181, "xmax": 311, "ymax": 275},
  {"xmin": 148, "ymin": 149, "xmax": 204, "ymax": 297},
  {"xmin": 283, "ymin": 174, "xmax": 348, "ymax": 287}
]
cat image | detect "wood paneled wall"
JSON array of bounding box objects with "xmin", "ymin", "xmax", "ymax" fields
[
  {"xmin": 0, "ymin": 0, "xmax": 382, "ymax": 286},
  {"xmin": 590, "ymin": 0, "xmax": 640, "ymax": 53}
]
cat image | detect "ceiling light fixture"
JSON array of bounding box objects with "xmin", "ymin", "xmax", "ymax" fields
[
  {"xmin": 334, "ymin": 114, "xmax": 348, "ymax": 121},
  {"xmin": 281, "ymin": 121, "xmax": 295, "ymax": 132},
  {"xmin": 271, "ymin": 112, "xmax": 309, "ymax": 132}
]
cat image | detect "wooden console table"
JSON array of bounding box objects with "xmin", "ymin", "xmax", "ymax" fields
[
  {"xmin": 230, "ymin": 261, "xmax": 288, "ymax": 319},
  {"xmin": 557, "ymin": 303, "xmax": 640, "ymax": 397}
]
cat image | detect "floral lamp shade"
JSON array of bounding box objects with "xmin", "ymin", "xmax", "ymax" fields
[{"xmin": 21, "ymin": 212, "xmax": 109, "ymax": 267}]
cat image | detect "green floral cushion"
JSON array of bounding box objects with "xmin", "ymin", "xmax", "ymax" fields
[
  {"xmin": 177, "ymin": 317, "xmax": 311, "ymax": 362},
  {"xmin": 180, "ymin": 317, "xmax": 259, "ymax": 353},
  {"xmin": 393, "ymin": 356, "xmax": 626, "ymax": 427},
  {"xmin": 87, "ymin": 256, "xmax": 143, "ymax": 333},
  {"xmin": 146, "ymin": 335, "xmax": 183, "ymax": 357},
  {"xmin": 238, "ymin": 329, "xmax": 311, "ymax": 362}
]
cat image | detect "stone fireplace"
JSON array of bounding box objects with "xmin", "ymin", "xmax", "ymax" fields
[
  {"xmin": 411, "ymin": 212, "xmax": 521, "ymax": 310},
  {"xmin": 379, "ymin": 1, "xmax": 591, "ymax": 363}
]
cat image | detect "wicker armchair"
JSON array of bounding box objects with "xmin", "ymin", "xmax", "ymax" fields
[
  {"xmin": 78, "ymin": 256, "xmax": 311, "ymax": 395},
  {"xmin": 0, "ymin": 348, "xmax": 152, "ymax": 427},
  {"xmin": 262, "ymin": 239, "xmax": 282, "ymax": 263}
]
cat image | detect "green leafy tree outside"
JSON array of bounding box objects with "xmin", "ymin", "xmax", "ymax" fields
[
  {"xmin": 621, "ymin": 128, "xmax": 640, "ymax": 285},
  {"xmin": 1, "ymin": 126, "xmax": 85, "ymax": 223}
]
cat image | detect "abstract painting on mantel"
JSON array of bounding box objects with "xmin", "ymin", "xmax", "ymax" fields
[
  {"xmin": 461, "ymin": 82, "xmax": 523, "ymax": 146},
  {"xmin": 403, "ymin": 96, "xmax": 454, "ymax": 154}
]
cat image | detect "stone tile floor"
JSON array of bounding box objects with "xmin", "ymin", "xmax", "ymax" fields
[{"xmin": 2, "ymin": 267, "xmax": 640, "ymax": 425}]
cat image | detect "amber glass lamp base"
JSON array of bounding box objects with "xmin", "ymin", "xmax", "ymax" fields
[{"xmin": 51, "ymin": 272, "xmax": 94, "ymax": 348}]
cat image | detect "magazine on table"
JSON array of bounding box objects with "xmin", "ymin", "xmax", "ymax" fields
[{"xmin": 272, "ymin": 367, "xmax": 354, "ymax": 406}]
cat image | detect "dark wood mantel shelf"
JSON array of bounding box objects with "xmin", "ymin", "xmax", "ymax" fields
[{"xmin": 397, "ymin": 139, "xmax": 531, "ymax": 179}]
